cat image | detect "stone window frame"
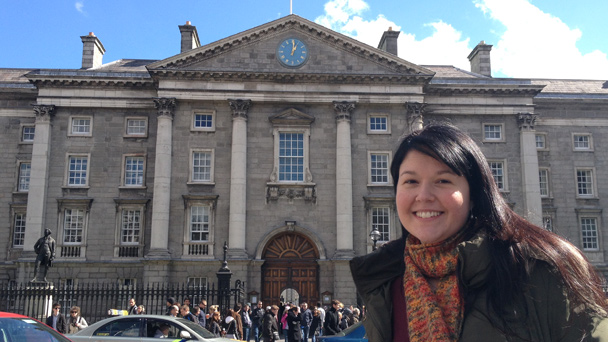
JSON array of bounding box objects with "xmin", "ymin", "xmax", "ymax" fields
[
  {"xmin": 367, "ymin": 113, "xmax": 391, "ymax": 134},
  {"xmin": 124, "ymin": 116, "xmax": 148, "ymax": 138},
  {"xmin": 367, "ymin": 151, "xmax": 393, "ymax": 186},
  {"xmin": 10, "ymin": 205, "xmax": 27, "ymax": 249},
  {"xmin": 20, "ymin": 124, "xmax": 35, "ymax": 143},
  {"xmin": 572, "ymin": 133, "xmax": 593, "ymax": 151},
  {"xmin": 188, "ymin": 148, "xmax": 215, "ymax": 185},
  {"xmin": 538, "ymin": 167, "xmax": 551, "ymax": 198},
  {"xmin": 487, "ymin": 159, "xmax": 508, "ymax": 192},
  {"xmin": 364, "ymin": 196, "xmax": 396, "ymax": 253},
  {"xmin": 182, "ymin": 195, "xmax": 218, "ymax": 258},
  {"xmin": 68, "ymin": 115, "xmax": 93, "ymax": 137},
  {"xmin": 542, "ymin": 210, "xmax": 556, "ymax": 233},
  {"xmin": 56, "ymin": 198, "xmax": 93, "ymax": 259},
  {"xmin": 16, "ymin": 160, "xmax": 31, "ymax": 192},
  {"xmin": 120, "ymin": 154, "xmax": 147, "ymax": 188},
  {"xmin": 113, "ymin": 199, "xmax": 148, "ymax": 258},
  {"xmin": 576, "ymin": 209, "xmax": 602, "ymax": 252},
  {"xmin": 535, "ymin": 132, "xmax": 549, "ymax": 151},
  {"xmin": 482, "ymin": 123, "xmax": 505, "ymax": 142},
  {"xmin": 64, "ymin": 153, "xmax": 91, "ymax": 188},
  {"xmin": 575, "ymin": 167, "xmax": 597, "ymax": 198},
  {"xmin": 191, "ymin": 110, "xmax": 216, "ymax": 132}
]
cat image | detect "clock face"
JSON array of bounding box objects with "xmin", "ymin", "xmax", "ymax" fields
[{"xmin": 277, "ymin": 38, "xmax": 309, "ymax": 68}]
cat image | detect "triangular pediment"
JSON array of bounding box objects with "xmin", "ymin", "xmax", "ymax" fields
[
  {"xmin": 147, "ymin": 15, "xmax": 434, "ymax": 83},
  {"xmin": 269, "ymin": 108, "xmax": 315, "ymax": 125}
]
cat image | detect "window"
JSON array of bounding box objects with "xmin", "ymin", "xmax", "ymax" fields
[
  {"xmin": 123, "ymin": 155, "xmax": 145, "ymax": 187},
  {"xmin": 371, "ymin": 207, "xmax": 391, "ymax": 242},
  {"xmin": 368, "ymin": 152, "xmax": 391, "ymax": 185},
  {"xmin": 92, "ymin": 318, "xmax": 141, "ymax": 337},
  {"xmin": 573, "ymin": 133, "xmax": 592, "ymax": 151},
  {"xmin": 57, "ymin": 198, "xmax": 91, "ymax": 258},
  {"xmin": 21, "ymin": 125, "xmax": 35, "ymax": 142},
  {"xmin": 488, "ymin": 160, "xmax": 507, "ymax": 191},
  {"xmin": 191, "ymin": 110, "xmax": 216, "ymax": 132},
  {"xmin": 483, "ymin": 123, "xmax": 504, "ymax": 142},
  {"xmin": 12, "ymin": 213, "xmax": 26, "ymax": 247},
  {"xmin": 535, "ymin": 134, "xmax": 547, "ymax": 150},
  {"xmin": 187, "ymin": 277, "xmax": 208, "ymax": 304},
  {"xmin": 183, "ymin": 195, "xmax": 217, "ymax": 257},
  {"xmin": 576, "ymin": 168, "xmax": 595, "ymax": 197},
  {"xmin": 367, "ymin": 114, "xmax": 390, "ymax": 134},
  {"xmin": 120, "ymin": 209, "xmax": 142, "ymax": 245},
  {"xmin": 542, "ymin": 214, "xmax": 554, "ymax": 232},
  {"xmin": 125, "ymin": 117, "xmax": 148, "ymax": 137},
  {"xmin": 114, "ymin": 199, "xmax": 147, "ymax": 258},
  {"xmin": 190, "ymin": 150, "xmax": 214, "ymax": 183},
  {"xmin": 538, "ymin": 168, "xmax": 550, "ymax": 197},
  {"xmin": 18, "ymin": 162, "xmax": 31, "ymax": 192},
  {"xmin": 581, "ymin": 217, "xmax": 599, "ymax": 250},
  {"xmin": 279, "ymin": 133, "xmax": 304, "ymax": 182},
  {"xmin": 66, "ymin": 154, "xmax": 89, "ymax": 186},
  {"xmin": 69, "ymin": 116, "xmax": 92, "ymax": 136},
  {"xmin": 63, "ymin": 208, "xmax": 85, "ymax": 244}
]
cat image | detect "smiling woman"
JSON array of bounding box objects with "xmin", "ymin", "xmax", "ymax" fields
[{"xmin": 350, "ymin": 123, "xmax": 608, "ymax": 342}]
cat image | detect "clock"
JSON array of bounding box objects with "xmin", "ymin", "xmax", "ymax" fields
[{"xmin": 277, "ymin": 38, "xmax": 309, "ymax": 68}]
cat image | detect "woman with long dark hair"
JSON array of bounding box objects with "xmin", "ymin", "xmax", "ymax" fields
[{"xmin": 351, "ymin": 123, "xmax": 608, "ymax": 341}]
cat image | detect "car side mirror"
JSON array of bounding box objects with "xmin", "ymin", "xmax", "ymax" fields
[{"xmin": 180, "ymin": 330, "xmax": 192, "ymax": 339}]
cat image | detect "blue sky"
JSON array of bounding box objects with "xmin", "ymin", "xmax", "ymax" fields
[{"xmin": 1, "ymin": 0, "xmax": 606, "ymax": 79}]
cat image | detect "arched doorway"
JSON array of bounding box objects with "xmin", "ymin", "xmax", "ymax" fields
[{"xmin": 262, "ymin": 232, "xmax": 319, "ymax": 306}]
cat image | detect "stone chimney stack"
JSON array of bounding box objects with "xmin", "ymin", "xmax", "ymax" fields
[
  {"xmin": 80, "ymin": 32, "xmax": 106, "ymax": 69},
  {"xmin": 468, "ymin": 41, "xmax": 493, "ymax": 77},
  {"xmin": 178, "ymin": 21, "xmax": 201, "ymax": 53},
  {"xmin": 377, "ymin": 27, "xmax": 400, "ymax": 56}
]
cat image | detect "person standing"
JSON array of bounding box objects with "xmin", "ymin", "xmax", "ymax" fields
[
  {"xmin": 67, "ymin": 306, "xmax": 88, "ymax": 334},
  {"xmin": 262, "ymin": 305, "xmax": 280, "ymax": 342},
  {"xmin": 315, "ymin": 302, "xmax": 325, "ymax": 336},
  {"xmin": 197, "ymin": 299, "xmax": 207, "ymax": 328},
  {"xmin": 287, "ymin": 306, "xmax": 302, "ymax": 342},
  {"xmin": 126, "ymin": 298, "xmax": 137, "ymax": 315},
  {"xmin": 242, "ymin": 303, "xmax": 252, "ymax": 341},
  {"xmin": 46, "ymin": 303, "xmax": 67, "ymax": 334},
  {"xmin": 300, "ymin": 303, "xmax": 312, "ymax": 342},
  {"xmin": 309, "ymin": 308, "xmax": 322, "ymax": 342},
  {"xmin": 251, "ymin": 301, "xmax": 265, "ymax": 342},
  {"xmin": 322, "ymin": 300, "xmax": 341, "ymax": 336},
  {"xmin": 31, "ymin": 228, "xmax": 55, "ymax": 283},
  {"xmin": 181, "ymin": 305, "xmax": 198, "ymax": 323}
]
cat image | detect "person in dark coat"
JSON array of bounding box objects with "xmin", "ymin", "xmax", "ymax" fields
[
  {"xmin": 262, "ymin": 305, "xmax": 280, "ymax": 342},
  {"xmin": 309, "ymin": 308, "xmax": 322, "ymax": 342},
  {"xmin": 46, "ymin": 302, "xmax": 67, "ymax": 334},
  {"xmin": 287, "ymin": 306, "xmax": 302, "ymax": 342}
]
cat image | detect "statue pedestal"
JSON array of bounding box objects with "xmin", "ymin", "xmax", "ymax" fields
[{"xmin": 25, "ymin": 282, "xmax": 54, "ymax": 321}]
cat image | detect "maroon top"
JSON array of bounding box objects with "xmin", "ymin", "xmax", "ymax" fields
[{"xmin": 391, "ymin": 275, "xmax": 409, "ymax": 342}]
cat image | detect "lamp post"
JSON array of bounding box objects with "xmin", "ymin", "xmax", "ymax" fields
[{"xmin": 369, "ymin": 226, "xmax": 381, "ymax": 251}]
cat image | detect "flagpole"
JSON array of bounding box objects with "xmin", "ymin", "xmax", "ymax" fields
[{"xmin": 290, "ymin": 0, "xmax": 293, "ymax": 14}]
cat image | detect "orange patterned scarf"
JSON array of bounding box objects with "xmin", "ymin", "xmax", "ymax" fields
[{"xmin": 403, "ymin": 234, "xmax": 464, "ymax": 342}]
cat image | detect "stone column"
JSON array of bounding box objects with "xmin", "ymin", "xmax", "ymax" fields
[
  {"xmin": 518, "ymin": 113, "xmax": 542, "ymax": 226},
  {"xmin": 406, "ymin": 101, "xmax": 425, "ymax": 132},
  {"xmin": 227, "ymin": 99, "xmax": 251, "ymax": 259},
  {"xmin": 22, "ymin": 105, "xmax": 56, "ymax": 258},
  {"xmin": 148, "ymin": 98, "xmax": 176, "ymax": 258},
  {"xmin": 333, "ymin": 101, "xmax": 356, "ymax": 258}
]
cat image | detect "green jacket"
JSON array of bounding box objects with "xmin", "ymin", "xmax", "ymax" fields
[{"xmin": 350, "ymin": 234, "xmax": 608, "ymax": 342}]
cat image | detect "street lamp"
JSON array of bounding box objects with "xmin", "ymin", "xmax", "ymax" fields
[{"xmin": 369, "ymin": 226, "xmax": 381, "ymax": 251}]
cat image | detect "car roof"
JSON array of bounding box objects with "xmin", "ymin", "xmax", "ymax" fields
[{"xmin": 0, "ymin": 311, "xmax": 30, "ymax": 318}]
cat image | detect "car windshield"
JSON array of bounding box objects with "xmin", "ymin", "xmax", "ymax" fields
[
  {"xmin": 175, "ymin": 318, "xmax": 217, "ymax": 338},
  {"xmin": 0, "ymin": 317, "xmax": 69, "ymax": 342}
]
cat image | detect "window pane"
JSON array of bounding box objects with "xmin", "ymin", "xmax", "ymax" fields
[
  {"xmin": 581, "ymin": 218, "xmax": 598, "ymax": 250},
  {"xmin": 121, "ymin": 209, "xmax": 141, "ymax": 244},
  {"xmin": 535, "ymin": 134, "xmax": 545, "ymax": 149},
  {"xmin": 573, "ymin": 135, "xmax": 590, "ymax": 149},
  {"xmin": 194, "ymin": 114, "xmax": 213, "ymax": 128},
  {"xmin": 13, "ymin": 213, "xmax": 26, "ymax": 247},
  {"xmin": 372, "ymin": 207, "xmax": 390, "ymax": 242},
  {"xmin": 126, "ymin": 119, "xmax": 146, "ymax": 135},
  {"xmin": 63, "ymin": 209, "xmax": 84, "ymax": 244},
  {"xmin": 488, "ymin": 162, "xmax": 504, "ymax": 190},
  {"xmin": 22, "ymin": 126, "xmax": 35, "ymax": 141},
  {"xmin": 190, "ymin": 206, "xmax": 209, "ymax": 242},
  {"xmin": 192, "ymin": 152, "xmax": 212, "ymax": 181},
  {"xmin": 18, "ymin": 162, "xmax": 31, "ymax": 191},
  {"xmin": 484, "ymin": 125, "xmax": 502, "ymax": 140},
  {"xmin": 71, "ymin": 118, "xmax": 91, "ymax": 134},
  {"xmin": 125, "ymin": 156, "xmax": 144, "ymax": 186},
  {"xmin": 68, "ymin": 156, "xmax": 88, "ymax": 185},
  {"xmin": 369, "ymin": 116, "xmax": 387, "ymax": 131},
  {"xmin": 370, "ymin": 153, "xmax": 389, "ymax": 184},
  {"xmin": 577, "ymin": 169, "xmax": 593, "ymax": 196},
  {"xmin": 538, "ymin": 169, "xmax": 548, "ymax": 196},
  {"xmin": 279, "ymin": 133, "xmax": 304, "ymax": 181}
]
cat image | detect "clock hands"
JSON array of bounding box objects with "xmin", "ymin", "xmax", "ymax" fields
[{"xmin": 291, "ymin": 39, "xmax": 297, "ymax": 56}]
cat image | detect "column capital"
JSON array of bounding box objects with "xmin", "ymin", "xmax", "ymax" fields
[
  {"xmin": 32, "ymin": 104, "xmax": 56, "ymax": 122},
  {"xmin": 153, "ymin": 98, "xmax": 177, "ymax": 119},
  {"xmin": 518, "ymin": 112, "xmax": 538, "ymax": 131},
  {"xmin": 228, "ymin": 99, "xmax": 252, "ymax": 120},
  {"xmin": 333, "ymin": 101, "xmax": 356, "ymax": 121}
]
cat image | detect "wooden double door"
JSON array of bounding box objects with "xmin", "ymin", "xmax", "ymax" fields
[{"xmin": 261, "ymin": 232, "xmax": 319, "ymax": 306}]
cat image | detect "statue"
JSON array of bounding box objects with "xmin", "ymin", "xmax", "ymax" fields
[{"xmin": 31, "ymin": 228, "xmax": 55, "ymax": 283}]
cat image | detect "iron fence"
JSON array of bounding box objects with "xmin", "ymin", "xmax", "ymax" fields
[{"xmin": 0, "ymin": 280, "xmax": 245, "ymax": 324}]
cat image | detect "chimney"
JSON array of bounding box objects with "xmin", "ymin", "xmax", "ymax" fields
[
  {"xmin": 80, "ymin": 32, "xmax": 106, "ymax": 69},
  {"xmin": 468, "ymin": 41, "xmax": 493, "ymax": 77},
  {"xmin": 178, "ymin": 21, "xmax": 201, "ymax": 53},
  {"xmin": 377, "ymin": 27, "xmax": 400, "ymax": 56}
]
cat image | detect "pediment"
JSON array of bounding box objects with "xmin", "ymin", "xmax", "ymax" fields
[
  {"xmin": 147, "ymin": 15, "xmax": 434, "ymax": 83},
  {"xmin": 269, "ymin": 108, "xmax": 315, "ymax": 125}
]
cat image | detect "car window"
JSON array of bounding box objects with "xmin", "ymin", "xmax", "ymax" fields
[
  {"xmin": 0, "ymin": 317, "xmax": 68, "ymax": 342},
  {"xmin": 93, "ymin": 317, "xmax": 142, "ymax": 337},
  {"xmin": 175, "ymin": 318, "xmax": 216, "ymax": 338},
  {"xmin": 145, "ymin": 318, "xmax": 183, "ymax": 339}
]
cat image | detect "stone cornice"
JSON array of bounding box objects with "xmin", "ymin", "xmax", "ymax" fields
[
  {"xmin": 25, "ymin": 71, "xmax": 154, "ymax": 89},
  {"xmin": 426, "ymin": 83, "xmax": 544, "ymax": 96}
]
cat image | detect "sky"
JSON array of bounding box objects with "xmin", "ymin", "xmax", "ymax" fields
[{"xmin": 1, "ymin": 0, "xmax": 607, "ymax": 80}]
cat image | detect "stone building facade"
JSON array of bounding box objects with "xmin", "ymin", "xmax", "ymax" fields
[{"xmin": 1, "ymin": 15, "xmax": 607, "ymax": 307}]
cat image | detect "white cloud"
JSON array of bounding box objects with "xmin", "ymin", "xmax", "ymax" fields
[
  {"xmin": 316, "ymin": 0, "xmax": 608, "ymax": 79},
  {"xmin": 75, "ymin": 2, "xmax": 85, "ymax": 14},
  {"xmin": 475, "ymin": 0, "xmax": 608, "ymax": 79}
]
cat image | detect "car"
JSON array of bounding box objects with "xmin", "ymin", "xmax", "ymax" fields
[
  {"xmin": 68, "ymin": 314, "xmax": 235, "ymax": 341},
  {"xmin": 0, "ymin": 311, "xmax": 73, "ymax": 342},
  {"xmin": 317, "ymin": 321, "xmax": 367, "ymax": 342}
]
